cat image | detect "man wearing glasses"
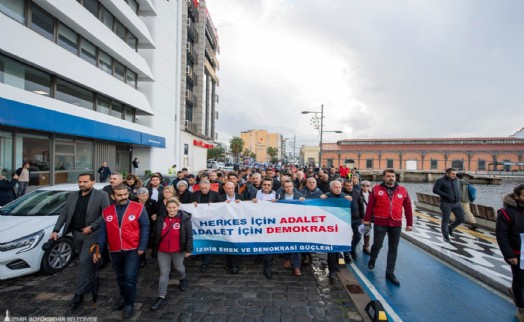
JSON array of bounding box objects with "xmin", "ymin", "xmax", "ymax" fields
[{"xmin": 253, "ymin": 178, "xmax": 279, "ymax": 277}]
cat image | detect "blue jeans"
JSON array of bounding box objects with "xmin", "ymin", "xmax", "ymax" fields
[
  {"xmin": 283, "ymin": 253, "xmax": 301, "ymax": 269},
  {"xmin": 110, "ymin": 250, "xmax": 140, "ymax": 307},
  {"xmin": 370, "ymin": 225, "xmax": 401, "ymax": 275},
  {"xmin": 440, "ymin": 201, "xmax": 465, "ymax": 237}
]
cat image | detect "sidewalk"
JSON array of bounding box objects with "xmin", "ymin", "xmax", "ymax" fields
[
  {"xmin": 404, "ymin": 210, "xmax": 512, "ymax": 295},
  {"xmin": 0, "ymin": 253, "xmax": 366, "ymax": 321}
]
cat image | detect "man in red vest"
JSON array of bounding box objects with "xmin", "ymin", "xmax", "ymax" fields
[
  {"xmin": 94, "ymin": 184, "xmax": 149, "ymax": 319},
  {"xmin": 363, "ymin": 169, "xmax": 413, "ymax": 286}
]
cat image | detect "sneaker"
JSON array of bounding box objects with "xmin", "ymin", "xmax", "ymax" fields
[
  {"xmin": 448, "ymin": 227, "xmax": 455, "ymax": 237},
  {"xmin": 282, "ymin": 260, "xmax": 291, "ymax": 268},
  {"xmin": 293, "ymin": 268, "xmax": 302, "ymax": 276},
  {"xmin": 343, "ymin": 253, "xmax": 352, "ymax": 264},
  {"xmin": 443, "ymin": 236, "xmax": 451, "ymax": 243},
  {"xmin": 469, "ymin": 224, "xmax": 478, "ymax": 231},
  {"xmin": 150, "ymin": 297, "xmax": 166, "ymax": 311},
  {"xmin": 368, "ymin": 258, "xmax": 376, "ymax": 270},
  {"xmin": 179, "ymin": 279, "xmax": 188, "ymax": 291},
  {"xmin": 386, "ymin": 273, "xmax": 400, "ymax": 286},
  {"xmin": 328, "ymin": 271, "xmax": 336, "ymax": 279}
]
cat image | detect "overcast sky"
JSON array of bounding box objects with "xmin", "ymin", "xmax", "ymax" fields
[{"xmin": 206, "ymin": 0, "xmax": 524, "ymax": 148}]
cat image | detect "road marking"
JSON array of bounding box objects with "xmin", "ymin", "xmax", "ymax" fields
[
  {"xmin": 347, "ymin": 263, "xmax": 404, "ymax": 322},
  {"xmin": 414, "ymin": 211, "xmax": 497, "ymax": 243}
]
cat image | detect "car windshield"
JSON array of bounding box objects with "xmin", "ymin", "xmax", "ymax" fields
[{"xmin": 0, "ymin": 190, "xmax": 71, "ymax": 216}]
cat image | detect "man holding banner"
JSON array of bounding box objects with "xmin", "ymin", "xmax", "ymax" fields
[
  {"xmin": 219, "ymin": 181, "xmax": 244, "ymax": 274},
  {"xmin": 321, "ymin": 180, "xmax": 352, "ymax": 279}
]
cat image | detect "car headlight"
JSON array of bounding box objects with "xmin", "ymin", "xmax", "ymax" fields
[{"xmin": 0, "ymin": 230, "xmax": 45, "ymax": 254}]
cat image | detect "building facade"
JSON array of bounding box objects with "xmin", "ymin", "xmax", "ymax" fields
[
  {"xmin": 240, "ymin": 129, "xmax": 281, "ymax": 162},
  {"xmin": 0, "ymin": 0, "xmax": 219, "ymax": 187},
  {"xmin": 179, "ymin": 0, "xmax": 219, "ymax": 171},
  {"xmin": 321, "ymin": 137, "xmax": 524, "ymax": 172},
  {"xmin": 299, "ymin": 145, "xmax": 320, "ymax": 167}
]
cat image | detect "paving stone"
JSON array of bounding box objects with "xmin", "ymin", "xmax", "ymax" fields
[{"xmin": 0, "ymin": 254, "xmax": 364, "ymax": 321}]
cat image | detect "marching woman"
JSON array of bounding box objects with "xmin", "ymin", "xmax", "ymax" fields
[{"xmin": 150, "ymin": 198, "xmax": 193, "ymax": 311}]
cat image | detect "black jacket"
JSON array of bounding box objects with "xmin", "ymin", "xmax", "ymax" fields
[
  {"xmin": 496, "ymin": 194, "xmax": 524, "ymax": 261},
  {"xmin": 190, "ymin": 190, "xmax": 220, "ymax": 203},
  {"xmin": 218, "ymin": 193, "xmax": 244, "ymax": 202},
  {"xmin": 343, "ymin": 188, "xmax": 365, "ymax": 222},
  {"xmin": 433, "ymin": 175, "xmax": 461, "ymax": 204},
  {"xmin": 300, "ymin": 187, "xmax": 323, "ymax": 199},
  {"xmin": 0, "ymin": 178, "xmax": 17, "ymax": 206},
  {"xmin": 152, "ymin": 210, "xmax": 193, "ymax": 255}
]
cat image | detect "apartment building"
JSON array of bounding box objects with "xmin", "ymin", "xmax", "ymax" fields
[
  {"xmin": 240, "ymin": 129, "xmax": 281, "ymax": 162},
  {"xmin": 179, "ymin": 0, "xmax": 220, "ymax": 170},
  {"xmin": 0, "ymin": 0, "xmax": 219, "ymax": 186}
]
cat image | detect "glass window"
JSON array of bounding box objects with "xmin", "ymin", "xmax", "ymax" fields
[
  {"xmin": 430, "ymin": 159, "xmax": 438, "ymax": 170},
  {"xmin": 114, "ymin": 20, "xmax": 126, "ymax": 41},
  {"xmin": 111, "ymin": 101, "xmax": 123, "ymax": 119},
  {"xmin": 0, "ymin": 190, "xmax": 70, "ymax": 216},
  {"xmin": 80, "ymin": 38, "xmax": 97, "ymax": 65},
  {"xmin": 76, "ymin": 141, "xmax": 93, "ymax": 170},
  {"xmin": 0, "ymin": 0, "xmax": 26, "ymax": 23},
  {"xmin": 127, "ymin": 0, "xmax": 139, "ymax": 14},
  {"xmin": 97, "ymin": 95, "xmax": 110, "ymax": 114},
  {"xmin": 185, "ymin": 104, "xmax": 193, "ymax": 122},
  {"xmin": 126, "ymin": 69, "xmax": 137, "ymax": 88},
  {"xmin": 82, "ymin": 0, "xmax": 98, "ymax": 17},
  {"xmin": 57, "ymin": 23, "xmax": 78, "ymax": 54},
  {"xmin": 98, "ymin": 50, "xmax": 112, "ymax": 74},
  {"xmin": 30, "ymin": 3, "xmax": 54, "ymax": 40},
  {"xmin": 124, "ymin": 107, "xmax": 134, "ymax": 122},
  {"xmin": 100, "ymin": 6, "xmax": 113, "ymax": 30},
  {"xmin": 451, "ymin": 160, "xmax": 463, "ymax": 171},
  {"xmin": 0, "ymin": 130, "xmax": 13, "ymax": 178},
  {"xmin": 55, "ymin": 79, "xmax": 94, "ymax": 110},
  {"xmin": 55, "ymin": 140, "xmax": 75, "ymax": 171},
  {"xmin": 25, "ymin": 67, "xmax": 51, "ymax": 96},
  {"xmin": 366, "ymin": 159, "xmax": 373, "ymax": 169},
  {"xmin": 478, "ymin": 160, "xmax": 486, "ymax": 171},
  {"xmin": 386, "ymin": 159, "xmax": 394, "ymax": 168},
  {"xmin": 126, "ymin": 33, "xmax": 137, "ymax": 50},
  {"xmin": 114, "ymin": 60, "xmax": 125, "ymax": 82},
  {"xmin": 15, "ymin": 134, "xmax": 50, "ymax": 187},
  {"xmin": 184, "ymin": 144, "xmax": 189, "ymax": 155}
]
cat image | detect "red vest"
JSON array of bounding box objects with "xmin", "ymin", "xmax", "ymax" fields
[
  {"xmin": 373, "ymin": 185, "xmax": 408, "ymax": 221},
  {"xmin": 102, "ymin": 201, "xmax": 144, "ymax": 252}
]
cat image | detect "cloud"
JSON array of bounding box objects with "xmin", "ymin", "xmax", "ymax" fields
[{"xmin": 207, "ymin": 0, "xmax": 524, "ymax": 147}]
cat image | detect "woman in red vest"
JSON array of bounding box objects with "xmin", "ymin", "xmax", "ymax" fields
[{"xmin": 150, "ymin": 198, "xmax": 193, "ymax": 311}]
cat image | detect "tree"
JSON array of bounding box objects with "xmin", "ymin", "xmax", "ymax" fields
[
  {"xmin": 207, "ymin": 147, "xmax": 225, "ymax": 161},
  {"xmin": 230, "ymin": 136, "xmax": 244, "ymax": 162},
  {"xmin": 267, "ymin": 147, "xmax": 279, "ymax": 161}
]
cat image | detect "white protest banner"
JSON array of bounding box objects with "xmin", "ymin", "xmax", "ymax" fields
[{"xmin": 179, "ymin": 198, "xmax": 352, "ymax": 255}]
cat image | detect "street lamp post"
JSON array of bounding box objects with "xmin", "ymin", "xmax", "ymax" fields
[{"xmin": 302, "ymin": 105, "xmax": 342, "ymax": 169}]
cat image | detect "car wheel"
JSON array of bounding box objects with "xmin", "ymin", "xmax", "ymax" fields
[{"xmin": 41, "ymin": 237, "xmax": 75, "ymax": 275}]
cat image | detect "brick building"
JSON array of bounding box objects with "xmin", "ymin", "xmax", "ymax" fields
[{"xmin": 321, "ymin": 137, "xmax": 524, "ymax": 172}]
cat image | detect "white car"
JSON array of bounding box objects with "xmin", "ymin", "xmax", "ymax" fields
[{"xmin": 0, "ymin": 183, "xmax": 106, "ymax": 280}]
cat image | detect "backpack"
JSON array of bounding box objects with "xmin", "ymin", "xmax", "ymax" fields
[{"xmin": 467, "ymin": 183, "xmax": 477, "ymax": 203}]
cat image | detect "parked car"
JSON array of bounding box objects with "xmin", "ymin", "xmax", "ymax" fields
[{"xmin": 0, "ymin": 183, "xmax": 106, "ymax": 280}]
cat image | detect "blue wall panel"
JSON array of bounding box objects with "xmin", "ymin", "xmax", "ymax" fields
[{"xmin": 0, "ymin": 97, "xmax": 165, "ymax": 148}]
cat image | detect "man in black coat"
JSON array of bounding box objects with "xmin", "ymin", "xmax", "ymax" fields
[
  {"xmin": 0, "ymin": 173, "xmax": 18, "ymax": 207},
  {"xmin": 190, "ymin": 179, "xmax": 220, "ymax": 272},
  {"xmin": 218, "ymin": 181, "xmax": 244, "ymax": 274},
  {"xmin": 342, "ymin": 179, "xmax": 365, "ymax": 261},
  {"xmin": 433, "ymin": 168, "xmax": 464, "ymax": 243},
  {"xmin": 50, "ymin": 173, "xmax": 110, "ymax": 309}
]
